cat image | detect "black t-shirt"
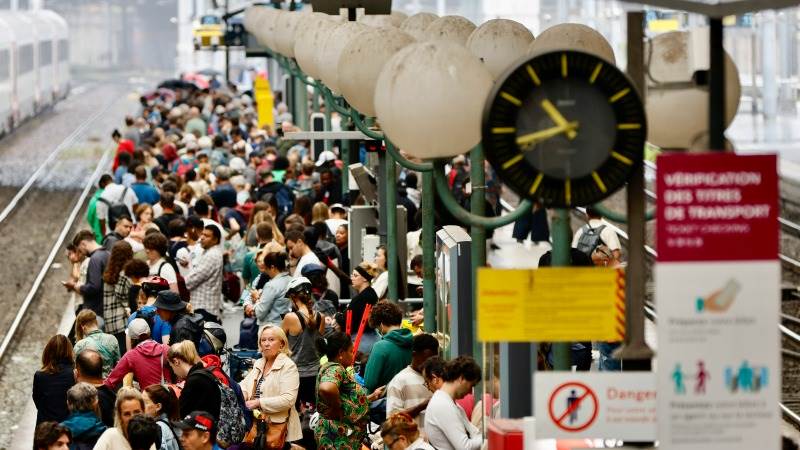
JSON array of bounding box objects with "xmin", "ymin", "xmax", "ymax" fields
[
  {"xmin": 347, "ymin": 286, "xmax": 378, "ymax": 334},
  {"xmin": 154, "ymin": 212, "xmax": 182, "ymax": 235}
]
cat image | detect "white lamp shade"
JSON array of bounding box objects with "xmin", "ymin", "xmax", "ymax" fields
[
  {"xmin": 255, "ymin": 8, "xmax": 281, "ymax": 49},
  {"xmin": 338, "ymin": 27, "xmax": 415, "ymax": 116},
  {"xmin": 466, "ymin": 19, "xmax": 534, "ymax": 80},
  {"xmin": 424, "ymin": 15, "xmax": 476, "ymax": 46},
  {"xmin": 318, "ymin": 22, "xmax": 370, "ymax": 92},
  {"xmin": 646, "ymin": 30, "xmax": 741, "ymax": 149},
  {"xmin": 294, "ymin": 14, "xmax": 337, "ymax": 79},
  {"xmin": 529, "ymin": 23, "xmax": 615, "ymax": 64},
  {"xmin": 400, "ymin": 12, "xmax": 438, "ymax": 40},
  {"xmin": 274, "ymin": 11, "xmax": 302, "ymax": 56},
  {"xmin": 374, "ymin": 41, "xmax": 493, "ymax": 159}
]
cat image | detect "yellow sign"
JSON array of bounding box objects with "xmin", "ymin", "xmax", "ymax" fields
[
  {"xmin": 254, "ymin": 76, "xmax": 275, "ymax": 130},
  {"xmin": 477, "ymin": 267, "xmax": 625, "ymax": 342}
]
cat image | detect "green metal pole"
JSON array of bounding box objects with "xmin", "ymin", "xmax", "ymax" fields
[
  {"xmin": 385, "ymin": 142, "xmax": 399, "ymax": 302},
  {"xmin": 294, "ymin": 76, "xmax": 308, "ymax": 130},
  {"xmin": 469, "ymin": 146, "xmax": 486, "ymax": 359},
  {"xmin": 551, "ymin": 209, "xmax": 572, "ymax": 370},
  {"xmin": 422, "ymin": 171, "xmax": 436, "ymax": 331},
  {"xmin": 324, "ymin": 96, "xmax": 332, "ymax": 152}
]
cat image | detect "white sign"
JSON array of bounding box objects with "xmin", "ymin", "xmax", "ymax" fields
[
  {"xmin": 655, "ymin": 261, "xmax": 781, "ymax": 450},
  {"xmin": 534, "ymin": 372, "xmax": 656, "ymax": 440}
]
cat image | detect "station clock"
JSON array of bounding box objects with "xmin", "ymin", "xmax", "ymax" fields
[{"xmin": 482, "ymin": 50, "xmax": 647, "ymax": 208}]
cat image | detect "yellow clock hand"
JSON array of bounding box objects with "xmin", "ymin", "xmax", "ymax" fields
[
  {"xmin": 540, "ymin": 99, "xmax": 577, "ymax": 140},
  {"xmin": 516, "ymin": 121, "xmax": 579, "ymax": 148}
]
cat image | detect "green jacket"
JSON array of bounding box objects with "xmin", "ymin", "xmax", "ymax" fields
[
  {"xmin": 363, "ymin": 327, "xmax": 413, "ymax": 393},
  {"xmin": 86, "ymin": 189, "xmax": 105, "ymax": 244}
]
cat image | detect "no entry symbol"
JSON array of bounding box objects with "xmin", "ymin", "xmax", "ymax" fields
[{"xmin": 547, "ymin": 381, "xmax": 599, "ymax": 432}]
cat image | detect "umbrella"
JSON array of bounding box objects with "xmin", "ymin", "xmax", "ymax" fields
[{"xmin": 158, "ymin": 79, "xmax": 198, "ymax": 90}]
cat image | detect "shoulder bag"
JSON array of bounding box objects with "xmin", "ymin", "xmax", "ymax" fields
[{"xmin": 243, "ymin": 363, "xmax": 289, "ymax": 450}]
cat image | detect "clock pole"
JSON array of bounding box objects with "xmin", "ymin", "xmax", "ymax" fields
[{"xmin": 613, "ymin": 10, "xmax": 655, "ymax": 371}]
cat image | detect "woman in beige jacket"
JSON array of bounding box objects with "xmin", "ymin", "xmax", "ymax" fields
[{"xmin": 240, "ymin": 324, "xmax": 303, "ymax": 444}]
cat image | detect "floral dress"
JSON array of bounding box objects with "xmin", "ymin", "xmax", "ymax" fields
[{"xmin": 315, "ymin": 362, "xmax": 369, "ymax": 450}]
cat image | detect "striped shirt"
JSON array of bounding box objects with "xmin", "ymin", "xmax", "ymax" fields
[{"xmin": 386, "ymin": 366, "xmax": 432, "ymax": 432}]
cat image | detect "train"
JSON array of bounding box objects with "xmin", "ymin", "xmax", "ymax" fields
[{"xmin": 0, "ymin": 9, "xmax": 69, "ymax": 136}]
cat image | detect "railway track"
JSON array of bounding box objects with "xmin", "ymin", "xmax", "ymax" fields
[{"xmin": 0, "ymin": 98, "xmax": 115, "ymax": 224}]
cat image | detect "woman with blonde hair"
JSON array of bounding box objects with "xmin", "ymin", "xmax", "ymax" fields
[
  {"xmin": 93, "ymin": 387, "xmax": 152, "ymax": 449},
  {"xmin": 167, "ymin": 340, "xmax": 221, "ymax": 419},
  {"xmin": 240, "ymin": 325, "xmax": 303, "ymax": 447},
  {"xmin": 311, "ymin": 202, "xmax": 330, "ymax": 239},
  {"xmin": 73, "ymin": 310, "xmax": 120, "ymax": 378},
  {"xmin": 381, "ymin": 413, "xmax": 435, "ymax": 450}
]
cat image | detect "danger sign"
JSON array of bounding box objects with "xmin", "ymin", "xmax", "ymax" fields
[
  {"xmin": 535, "ymin": 373, "xmax": 656, "ymax": 440},
  {"xmin": 548, "ymin": 382, "xmax": 598, "ymax": 432}
]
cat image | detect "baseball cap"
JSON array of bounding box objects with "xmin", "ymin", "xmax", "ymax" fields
[
  {"xmin": 174, "ymin": 411, "xmax": 216, "ymax": 436},
  {"xmin": 300, "ymin": 264, "xmax": 326, "ymax": 277},
  {"xmin": 329, "ymin": 203, "xmax": 347, "ymax": 214},
  {"xmin": 287, "ymin": 276, "xmax": 312, "ymax": 294},
  {"xmin": 127, "ymin": 318, "xmax": 151, "ymax": 339},
  {"xmin": 315, "ymin": 150, "xmax": 337, "ymax": 167}
]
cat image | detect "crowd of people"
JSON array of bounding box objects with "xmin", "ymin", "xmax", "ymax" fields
[{"xmin": 32, "ymin": 78, "xmax": 487, "ymax": 450}]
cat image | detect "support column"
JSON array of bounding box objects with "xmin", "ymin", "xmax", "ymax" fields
[
  {"xmin": 469, "ymin": 146, "xmax": 486, "ymax": 359},
  {"xmin": 422, "ymin": 171, "xmax": 436, "ymax": 331},
  {"xmin": 294, "ymin": 76, "xmax": 308, "ymax": 131},
  {"xmin": 616, "ymin": 10, "xmax": 654, "ymax": 370},
  {"xmin": 550, "ymin": 209, "xmax": 571, "ymax": 370},
  {"xmin": 385, "ymin": 145, "xmax": 399, "ymax": 302},
  {"xmin": 709, "ymin": 17, "xmax": 726, "ymax": 151}
]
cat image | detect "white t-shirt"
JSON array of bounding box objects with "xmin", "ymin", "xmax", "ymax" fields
[
  {"xmin": 425, "ymin": 390, "xmax": 482, "ymax": 450},
  {"xmin": 96, "ymin": 183, "xmax": 139, "ymax": 223},
  {"xmin": 571, "ymin": 218, "xmax": 621, "ymax": 252},
  {"xmin": 294, "ymin": 251, "xmax": 321, "ymax": 278},
  {"xmin": 149, "ymin": 257, "xmax": 177, "ymax": 285}
]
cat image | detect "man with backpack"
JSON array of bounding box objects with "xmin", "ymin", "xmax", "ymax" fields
[
  {"xmin": 143, "ymin": 232, "xmax": 188, "ymax": 299},
  {"xmin": 96, "ymin": 178, "xmax": 139, "ymax": 236},
  {"xmin": 572, "ymin": 206, "xmax": 622, "ymax": 263}
]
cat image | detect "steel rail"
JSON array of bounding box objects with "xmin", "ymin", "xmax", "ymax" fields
[
  {"xmin": 0, "ymin": 139, "xmax": 115, "ymax": 363},
  {"xmin": 0, "ymin": 100, "xmax": 116, "ymax": 225}
]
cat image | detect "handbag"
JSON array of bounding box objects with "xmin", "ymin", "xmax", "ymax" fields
[{"xmin": 243, "ymin": 363, "xmax": 290, "ymax": 450}]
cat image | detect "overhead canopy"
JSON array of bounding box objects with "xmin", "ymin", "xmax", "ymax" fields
[{"xmin": 621, "ymin": 0, "xmax": 800, "ymax": 17}]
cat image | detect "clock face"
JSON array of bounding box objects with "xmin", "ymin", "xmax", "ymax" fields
[{"xmin": 482, "ymin": 50, "xmax": 647, "ymax": 208}]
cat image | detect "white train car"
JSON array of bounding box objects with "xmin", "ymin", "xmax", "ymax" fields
[
  {"xmin": 34, "ymin": 10, "xmax": 68, "ymax": 100},
  {"xmin": 1, "ymin": 11, "xmax": 37, "ymax": 123},
  {"xmin": 0, "ymin": 19, "xmax": 13, "ymax": 135},
  {"xmin": 27, "ymin": 12, "xmax": 55, "ymax": 110},
  {"xmin": 0, "ymin": 9, "xmax": 69, "ymax": 134}
]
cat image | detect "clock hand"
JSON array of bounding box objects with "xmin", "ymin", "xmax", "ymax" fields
[
  {"xmin": 516, "ymin": 121, "xmax": 579, "ymax": 148},
  {"xmin": 540, "ymin": 99, "xmax": 577, "ymax": 140}
]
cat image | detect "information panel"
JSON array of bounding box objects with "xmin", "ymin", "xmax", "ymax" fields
[
  {"xmin": 655, "ymin": 153, "xmax": 780, "ymax": 450},
  {"xmin": 477, "ymin": 267, "xmax": 625, "ymax": 342},
  {"xmin": 534, "ymin": 372, "xmax": 656, "ymax": 441}
]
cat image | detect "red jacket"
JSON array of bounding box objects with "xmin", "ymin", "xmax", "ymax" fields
[
  {"xmin": 112, "ymin": 139, "xmax": 135, "ymax": 172},
  {"xmin": 104, "ymin": 340, "xmax": 172, "ymax": 389}
]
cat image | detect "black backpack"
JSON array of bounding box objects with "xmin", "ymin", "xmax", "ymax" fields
[
  {"xmin": 97, "ymin": 187, "xmax": 131, "ymax": 230},
  {"xmin": 575, "ymin": 224, "xmax": 607, "ymax": 256}
]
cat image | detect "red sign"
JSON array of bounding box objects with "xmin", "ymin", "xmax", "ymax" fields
[
  {"xmin": 547, "ymin": 382, "xmax": 599, "ymax": 432},
  {"xmin": 656, "ymin": 153, "xmax": 778, "ymax": 262}
]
